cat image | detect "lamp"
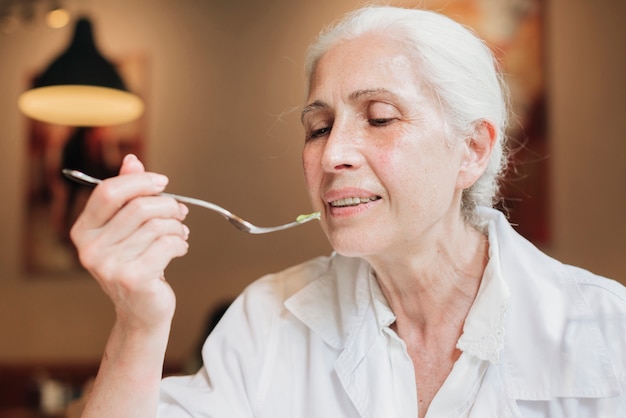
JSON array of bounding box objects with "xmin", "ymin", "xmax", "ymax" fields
[
  {"xmin": 45, "ymin": 0, "xmax": 71, "ymax": 29},
  {"xmin": 18, "ymin": 16, "xmax": 144, "ymax": 126}
]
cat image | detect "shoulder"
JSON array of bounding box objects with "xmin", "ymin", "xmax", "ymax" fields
[
  {"xmin": 569, "ymin": 264, "xmax": 626, "ymax": 297},
  {"xmin": 222, "ymin": 253, "xmax": 371, "ymax": 352},
  {"xmin": 566, "ymin": 265, "xmax": 626, "ymax": 314},
  {"xmin": 240, "ymin": 252, "xmax": 367, "ymax": 305},
  {"xmin": 483, "ymin": 206, "xmax": 625, "ymax": 304},
  {"xmin": 241, "ymin": 253, "xmax": 336, "ymax": 304},
  {"xmin": 200, "ymin": 256, "xmax": 339, "ymax": 377},
  {"xmin": 223, "ymin": 253, "xmax": 358, "ymax": 328}
]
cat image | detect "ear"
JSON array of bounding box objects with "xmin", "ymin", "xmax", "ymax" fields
[{"xmin": 456, "ymin": 120, "xmax": 497, "ymax": 190}]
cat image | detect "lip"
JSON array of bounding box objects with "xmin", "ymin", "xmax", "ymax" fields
[
  {"xmin": 324, "ymin": 187, "xmax": 379, "ymax": 202},
  {"xmin": 323, "ymin": 187, "xmax": 382, "ymax": 215}
]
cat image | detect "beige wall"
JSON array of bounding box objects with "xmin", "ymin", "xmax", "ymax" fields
[
  {"xmin": 0, "ymin": 0, "xmax": 624, "ymax": 364},
  {"xmin": 547, "ymin": 0, "xmax": 626, "ymax": 278}
]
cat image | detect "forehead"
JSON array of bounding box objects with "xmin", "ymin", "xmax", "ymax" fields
[
  {"xmin": 302, "ymin": 34, "xmax": 446, "ymax": 127},
  {"xmin": 306, "ymin": 33, "xmax": 426, "ymax": 105}
]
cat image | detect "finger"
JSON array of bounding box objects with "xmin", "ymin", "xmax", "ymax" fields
[
  {"xmin": 99, "ymin": 218, "xmax": 190, "ymax": 265},
  {"xmin": 134, "ymin": 233, "xmax": 190, "ymax": 275},
  {"xmin": 74, "ymin": 171, "xmax": 170, "ymax": 232},
  {"xmin": 88, "ymin": 225, "xmax": 189, "ymax": 286},
  {"xmin": 76, "ymin": 155, "xmax": 166, "ymax": 229},
  {"xmin": 119, "ymin": 154, "xmax": 146, "ymax": 175},
  {"xmin": 93, "ymin": 196, "xmax": 188, "ymax": 248},
  {"xmin": 76, "ymin": 204, "xmax": 189, "ymax": 276}
]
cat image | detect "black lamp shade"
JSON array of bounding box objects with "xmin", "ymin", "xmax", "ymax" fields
[
  {"xmin": 34, "ymin": 17, "xmax": 127, "ymax": 90},
  {"xmin": 18, "ymin": 17, "xmax": 144, "ymax": 126}
]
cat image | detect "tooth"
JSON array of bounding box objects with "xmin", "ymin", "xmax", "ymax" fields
[{"xmin": 330, "ymin": 196, "xmax": 379, "ymax": 207}]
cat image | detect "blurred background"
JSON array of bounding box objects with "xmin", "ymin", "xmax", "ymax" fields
[{"xmin": 0, "ymin": 0, "xmax": 624, "ymax": 415}]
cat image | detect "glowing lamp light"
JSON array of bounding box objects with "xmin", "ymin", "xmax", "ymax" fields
[
  {"xmin": 18, "ymin": 85, "xmax": 143, "ymax": 126},
  {"xmin": 46, "ymin": 8, "xmax": 71, "ymax": 29},
  {"xmin": 18, "ymin": 17, "xmax": 144, "ymax": 126}
]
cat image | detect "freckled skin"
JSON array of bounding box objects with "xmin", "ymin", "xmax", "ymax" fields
[
  {"xmin": 301, "ymin": 34, "xmax": 493, "ymax": 417},
  {"xmin": 301, "ymin": 33, "xmax": 470, "ymax": 262}
]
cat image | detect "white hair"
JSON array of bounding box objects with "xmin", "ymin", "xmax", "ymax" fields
[{"xmin": 304, "ymin": 6, "xmax": 510, "ymax": 225}]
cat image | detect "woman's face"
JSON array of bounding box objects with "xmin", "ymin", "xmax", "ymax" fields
[{"xmin": 302, "ymin": 33, "xmax": 472, "ymax": 259}]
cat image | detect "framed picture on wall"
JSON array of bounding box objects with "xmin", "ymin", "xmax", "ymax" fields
[{"xmin": 22, "ymin": 53, "xmax": 149, "ymax": 278}]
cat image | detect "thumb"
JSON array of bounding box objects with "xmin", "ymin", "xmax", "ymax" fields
[{"xmin": 119, "ymin": 154, "xmax": 146, "ymax": 175}]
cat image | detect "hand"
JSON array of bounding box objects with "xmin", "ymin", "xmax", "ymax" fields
[{"xmin": 70, "ymin": 154, "xmax": 189, "ymax": 332}]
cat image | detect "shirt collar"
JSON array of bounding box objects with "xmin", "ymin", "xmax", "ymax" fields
[
  {"xmin": 369, "ymin": 272, "xmax": 396, "ymax": 329},
  {"xmin": 367, "ymin": 216, "xmax": 510, "ymax": 364},
  {"xmin": 285, "ymin": 254, "xmax": 373, "ymax": 350},
  {"xmin": 457, "ymin": 217, "xmax": 510, "ymax": 364},
  {"xmin": 478, "ymin": 206, "xmax": 623, "ymax": 399}
]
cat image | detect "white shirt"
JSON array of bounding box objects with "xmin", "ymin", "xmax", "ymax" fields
[
  {"xmin": 366, "ymin": 217, "xmax": 510, "ymax": 417},
  {"xmin": 158, "ymin": 208, "xmax": 626, "ymax": 417}
]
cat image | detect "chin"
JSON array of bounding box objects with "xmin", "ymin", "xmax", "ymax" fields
[{"xmin": 326, "ymin": 230, "xmax": 381, "ymax": 259}]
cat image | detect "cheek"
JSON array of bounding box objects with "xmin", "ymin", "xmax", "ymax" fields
[
  {"xmin": 301, "ymin": 145, "xmax": 321, "ymax": 192},
  {"xmin": 369, "ymin": 140, "xmax": 408, "ymax": 188}
]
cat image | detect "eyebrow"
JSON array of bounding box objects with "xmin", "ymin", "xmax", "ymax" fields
[
  {"xmin": 301, "ymin": 88, "xmax": 397, "ymax": 123},
  {"xmin": 348, "ymin": 88, "xmax": 394, "ymax": 101},
  {"xmin": 300, "ymin": 100, "xmax": 327, "ymax": 123}
]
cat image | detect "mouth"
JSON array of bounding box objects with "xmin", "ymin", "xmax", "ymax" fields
[{"xmin": 329, "ymin": 196, "xmax": 381, "ymax": 208}]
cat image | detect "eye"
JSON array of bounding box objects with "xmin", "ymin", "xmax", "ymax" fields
[
  {"xmin": 369, "ymin": 118, "xmax": 395, "ymax": 127},
  {"xmin": 367, "ymin": 102, "xmax": 399, "ymax": 127},
  {"xmin": 304, "ymin": 115, "xmax": 333, "ymax": 141},
  {"xmin": 307, "ymin": 125, "xmax": 332, "ymax": 140}
]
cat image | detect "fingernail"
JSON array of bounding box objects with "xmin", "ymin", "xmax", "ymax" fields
[
  {"xmin": 123, "ymin": 154, "xmax": 138, "ymax": 164},
  {"xmin": 182, "ymin": 225, "xmax": 190, "ymax": 239},
  {"xmin": 179, "ymin": 203, "xmax": 189, "ymax": 216},
  {"xmin": 150, "ymin": 174, "xmax": 169, "ymax": 188}
]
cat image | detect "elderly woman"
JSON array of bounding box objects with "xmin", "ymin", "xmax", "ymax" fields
[{"xmin": 73, "ymin": 6, "xmax": 625, "ymax": 418}]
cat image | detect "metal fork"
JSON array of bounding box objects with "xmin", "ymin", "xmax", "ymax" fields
[{"xmin": 61, "ymin": 169, "xmax": 320, "ymax": 234}]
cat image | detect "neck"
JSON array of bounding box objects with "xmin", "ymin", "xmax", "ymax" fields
[{"xmin": 368, "ymin": 221, "xmax": 488, "ymax": 333}]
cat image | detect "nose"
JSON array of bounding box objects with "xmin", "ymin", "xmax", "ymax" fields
[{"xmin": 320, "ymin": 121, "xmax": 363, "ymax": 172}]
